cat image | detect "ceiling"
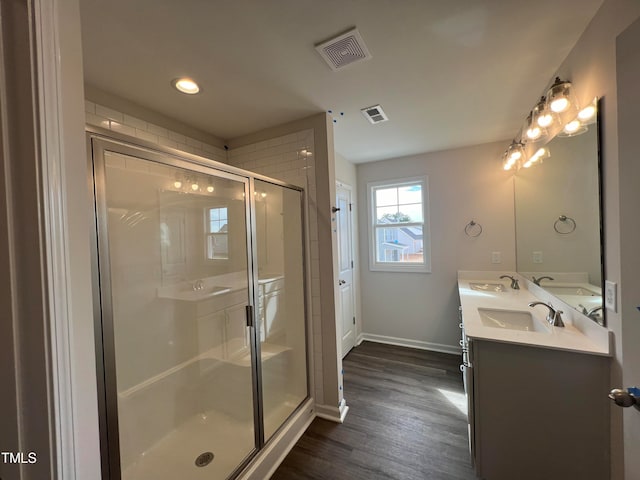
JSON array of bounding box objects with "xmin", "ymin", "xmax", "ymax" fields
[{"xmin": 80, "ymin": 0, "xmax": 604, "ymax": 163}]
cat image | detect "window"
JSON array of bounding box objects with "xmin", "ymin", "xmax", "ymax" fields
[
  {"xmin": 206, "ymin": 207, "xmax": 228, "ymax": 260},
  {"xmin": 368, "ymin": 177, "xmax": 431, "ymax": 272}
]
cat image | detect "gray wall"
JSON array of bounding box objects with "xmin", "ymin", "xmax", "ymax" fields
[
  {"xmin": 357, "ymin": 141, "xmax": 516, "ymax": 350},
  {"xmin": 551, "ymin": 1, "xmax": 640, "ymax": 478}
]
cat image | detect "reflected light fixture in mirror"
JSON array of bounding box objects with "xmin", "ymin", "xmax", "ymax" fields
[
  {"xmin": 522, "ymin": 147, "xmax": 550, "ymax": 168},
  {"xmin": 503, "ymin": 141, "xmax": 525, "ymax": 171}
]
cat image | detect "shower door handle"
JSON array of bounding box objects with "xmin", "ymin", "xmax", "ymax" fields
[{"xmin": 245, "ymin": 305, "xmax": 254, "ymax": 328}]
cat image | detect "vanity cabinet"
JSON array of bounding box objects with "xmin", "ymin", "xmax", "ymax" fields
[
  {"xmin": 467, "ymin": 338, "xmax": 610, "ymax": 480},
  {"xmin": 258, "ymin": 277, "xmax": 285, "ymax": 342}
]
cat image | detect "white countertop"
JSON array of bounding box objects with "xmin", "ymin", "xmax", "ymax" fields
[{"xmin": 458, "ymin": 271, "xmax": 611, "ymax": 356}]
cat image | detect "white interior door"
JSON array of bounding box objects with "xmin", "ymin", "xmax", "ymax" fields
[{"xmin": 336, "ymin": 183, "xmax": 355, "ymax": 357}]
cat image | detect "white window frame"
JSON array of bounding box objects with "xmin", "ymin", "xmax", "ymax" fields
[
  {"xmin": 204, "ymin": 206, "xmax": 229, "ymax": 261},
  {"xmin": 367, "ymin": 176, "xmax": 431, "ymax": 273}
]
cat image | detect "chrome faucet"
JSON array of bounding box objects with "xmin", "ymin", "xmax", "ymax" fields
[
  {"xmin": 192, "ymin": 279, "xmax": 205, "ymax": 291},
  {"xmin": 499, "ymin": 275, "xmax": 520, "ymax": 290},
  {"xmin": 579, "ymin": 304, "xmax": 603, "ymax": 321},
  {"xmin": 532, "ymin": 276, "xmax": 554, "ymax": 286},
  {"xmin": 529, "ymin": 301, "xmax": 565, "ymax": 327}
]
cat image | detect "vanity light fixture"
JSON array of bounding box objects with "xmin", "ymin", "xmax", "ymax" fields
[
  {"xmin": 532, "ymin": 96, "xmax": 554, "ymax": 128},
  {"xmin": 207, "ymin": 185, "xmax": 214, "ymax": 193},
  {"xmin": 546, "ymin": 77, "xmax": 574, "ymax": 113},
  {"xmin": 172, "ymin": 77, "xmax": 201, "ymax": 95},
  {"xmin": 501, "ymin": 81, "xmax": 592, "ymax": 171},
  {"xmin": 191, "ymin": 182, "xmax": 200, "ymax": 191},
  {"xmin": 524, "ymin": 112, "xmax": 543, "ymax": 141}
]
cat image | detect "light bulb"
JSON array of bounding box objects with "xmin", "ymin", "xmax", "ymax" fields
[
  {"xmin": 578, "ymin": 105, "xmax": 596, "ymax": 121},
  {"xmin": 509, "ymin": 150, "xmax": 522, "ymax": 162},
  {"xmin": 526, "ymin": 126, "xmax": 541, "ymax": 140},
  {"xmin": 191, "ymin": 183, "xmax": 199, "ymax": 191},
  {"xmin": 537, "ymin": 113, "xmax": 553, "ymax": 128},
  {"xmin": 564, "ymin": 120, "xmax": 581, "ymax": 133},
  {"xmin": 550, "ymin": 97, "xmax": 569, "ymax": 113},
  {"xmin": 261, "ymin": 192, "xmax": 267, "ymax": 198},
  {"xmin": 174, "ymin": 181, "xmax": 182, "ymax": 189},
  {"xmin": 207, "ymin": 186, "xmax": 214, "ymax": 193},
  {"xmin": 173, "ymin": 78, "xmax": 200, "ymax": 95}
]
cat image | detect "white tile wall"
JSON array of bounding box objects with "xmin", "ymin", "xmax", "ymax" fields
[
  {"xmin": 227, "ymin": 130, "xmax": 324, "ymax": 401},
  {"xmin": 85, "ymin": 100, "xmax": 228, "ymax": 164}
]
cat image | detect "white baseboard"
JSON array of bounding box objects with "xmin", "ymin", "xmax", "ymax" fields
[
  {"xmin": 239, "ymin": 398, "xmax": 315, "ymax": 480},
  {"xmin": 315, "ymin": 398, "xmax": 349, "ymax": 423},
  {"xmin": 357, "ymin": 333, "xmax": 461, "ymax": 355}
]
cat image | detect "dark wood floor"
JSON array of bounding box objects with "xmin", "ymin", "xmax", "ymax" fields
[{"xmin": 271, "ymin": 341, "xmax": 477, "ymax": 480}]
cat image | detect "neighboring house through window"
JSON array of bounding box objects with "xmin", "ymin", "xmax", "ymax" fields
[{"xmin": 368, "ymin": 177, "xmax": 431, "ymax": 272}]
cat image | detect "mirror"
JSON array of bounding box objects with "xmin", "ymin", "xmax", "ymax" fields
[{"xmin": 514, "ymin": 98, "xmax": 604, "ymax": 324}]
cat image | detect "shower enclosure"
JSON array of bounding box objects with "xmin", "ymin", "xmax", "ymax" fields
[{"xmin": 89, "ymin": 133, "xmax": 309, "ymax": 479}]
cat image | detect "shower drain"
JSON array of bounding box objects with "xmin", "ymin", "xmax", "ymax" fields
[{"xmin": 195, "ymin": 452, "xmax": 214, "ymax": 468}]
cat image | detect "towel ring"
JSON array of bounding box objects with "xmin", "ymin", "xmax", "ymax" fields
[
  {"xmin": 465, "ymin": 220, "xmax": 483, "ymax": 237},
  {"xmin": 554, "ymin": 215, "xmax": 576, "ymax": 234}
]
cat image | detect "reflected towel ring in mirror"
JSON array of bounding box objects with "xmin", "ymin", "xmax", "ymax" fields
[
  {"xmin": 554, "ymin": 215, "xmax": 576, "ymax": 234},
  {"xmin": 465, "ymin": 220, "xmax": 483, "ymax": 237}
]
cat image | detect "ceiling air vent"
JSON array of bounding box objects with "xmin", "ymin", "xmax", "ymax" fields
[
  {"xmin": 361, "ymin": 105, "xmax": 389, "ymax": 124},
  {"xmin": 315, "ymin": 28, "xmax": 372, "ymax": 71}
]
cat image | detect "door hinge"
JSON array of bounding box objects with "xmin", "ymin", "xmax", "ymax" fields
[
  {"xmin": 349, "ymin": 203, "xmax": 352, "ymax": 211},
  {"xmin": 351, "ymin": 260, "xmax": 354, "ymax": 268},
  {"xmin": 353, "ymin": 316, "xmax": 356, "ymax": 325}
]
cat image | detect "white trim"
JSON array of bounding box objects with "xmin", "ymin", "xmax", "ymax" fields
[
  {"xmin": 238, "ymin": 398, "xmax": 315, "ymax": 480},
  {"xmin": 367, "ymin": 176, "xmax": 431, "ymax": 273},
  {"xmin": 315, "ymin": 398, "xmax": 350, "ymax": 423},
  {"xmin": 32, "ymin": 0, "xmax": 102, "ymax": 478},
  {"xmin": 359, "ymin": 333, "xmax": 461, "ymax": 355},
  {"xmin": 34, "ymin": 1, "xmax": 77, "ymax": 477}
]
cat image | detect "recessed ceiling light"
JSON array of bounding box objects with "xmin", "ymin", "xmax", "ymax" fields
[{"xmin": 173, "ymin": 77, "xmax": 200, "ymax": 95}]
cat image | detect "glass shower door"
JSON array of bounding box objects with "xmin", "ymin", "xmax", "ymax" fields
[
  {"xmin": 93, "ymin": 140, "xmax": 258, "ymax": 480},
  {"xmin": 253, "ymin": 179, "xmax": 308, "ymax": 441}
]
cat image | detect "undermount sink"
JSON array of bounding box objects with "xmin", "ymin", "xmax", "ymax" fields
[
  {"xmin": 544, "ymin": 286, "xmax": 598, "ymax": 296},
  {"xmin": 478, "ymin": 308, "xmax": 549, "ymax": 332},
  {"xmin": 469, "ymin": 282, "xmax": 507, "ymax": 292}
]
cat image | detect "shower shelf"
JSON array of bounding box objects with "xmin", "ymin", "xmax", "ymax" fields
[
  {"xmin": 224, "ymin": 343, "xmax": 292, "ymax": 368},
  {"xmin": 118, "ymin": 343, "xmax": 292, "ymax": 400}
]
